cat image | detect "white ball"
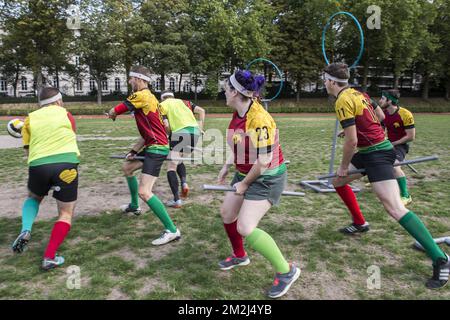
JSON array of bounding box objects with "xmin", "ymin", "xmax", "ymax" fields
[{"xmin": 7, "ymin": 118, "xmax": 24, "ymax": 138}]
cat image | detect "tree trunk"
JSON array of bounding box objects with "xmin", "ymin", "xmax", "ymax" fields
[
  {"xmin": 97, "ymin": 78, "xmax": 102, "ymax": 105},
  {"xmin": 160, "ymin": 72, "xmax": 165, "ymax": 91},
  {"xmin": 35, "ymin": 68, "xmax": 43, "ymax": 103},
  {"xmin": 393, "ymin": 74, "xmax": 399, "ymax": 90},
  {"xmin": 125, "ymin": 63, "xmax": 131, "ymax": 94},
  {"xmin": 362, "ymin": 59, "xmax": 369, "ymax": 92},
  {"xmin": 13, "ymin": 69, "xmax": 19, "ymax": 98},
  {"xmin": 445, "ymin": 81, "xmax": 450, "ymax": 101},
  {"xmin": 194, "ymin": 74, "xmax": 198, "ymax": 103},
  {"xmin": 421, "ymin": 73, "xmax": 429, "ymax": 100},
  {"xmin": 55, "ymin": 69, "xmax": 60, "ymax": 89},
  {"xmin": 178, "ymin": 73, "xmax": 183, "ymax": 93},
  {"xmin": 296, "ymin": 79, "xmax": 300, "ymax": 103}
]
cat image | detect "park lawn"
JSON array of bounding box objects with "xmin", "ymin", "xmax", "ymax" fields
[{"xmin": 0, "ymin": 114, "xmax": 449, "ymax": 300}]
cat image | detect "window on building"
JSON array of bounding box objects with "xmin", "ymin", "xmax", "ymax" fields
[
  {"xmin": 156, "ymin": 78, "xmax": 161, "ymax": 91},
  {"xmin": 53, "ymin": 77, "xmax": 59, "ymax": 88},
  {"xmin": 0, "ymin": 79, "xmax": 7, "ymax": 91},
  {"xmin": 90, "ymin": 79, "xmax": 96, "ymax": 91},
  {"xmin": 115, "ymin": 78, "xmax": 121, "ymax": 92},
  {"xmin": 75, "ymin": 56, "xmax": 80, "ymax": 67},
  {"xmin": 101, "ymin": 79, "xmax": 108, "ymax": 91},
  {"xmin": 21, "ymin": 77, "xmax": 27, "ymax": 91},
  {"xmin": 183, "ymin": 81, "xmax": 191, "ymax": 93},
  {"xmin": 169, "ymin": 78, "xmax": 175, "ymax": 91},
  {"xmin": 76, "ymin": 79, "xmax": 83, "ymax": 91}
]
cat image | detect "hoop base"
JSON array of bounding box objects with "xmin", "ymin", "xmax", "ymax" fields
[{"xmin": 299, "ymin": 180, "xmax": 360, "ymax": 193}]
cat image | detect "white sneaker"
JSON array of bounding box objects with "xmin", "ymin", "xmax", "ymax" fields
[
  {"xmin": 166, "ymin": 199, "xmax": 183, "ymax": 208},
  {"xmin": 151, "ymin": 229, "xmax": 181, "ymax": 246}
]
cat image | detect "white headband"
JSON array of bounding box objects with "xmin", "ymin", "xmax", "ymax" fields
[
  {"xmin": 40, "ymin": 92, "xmax": 62, "ymax": 106},
  {"xmin": 161, "ymin": 92, "xmax": 174, "ymax": 99},
  {"xmin": 229, "ymin": 73, "xmax": 254, "ymax": 98},
  {"xmin": 129, "ymin": 71, "xmax": 151, "ymax": 82},
  {"xmin": 324, "ymin": 72, "xmax": 348, "ymax": 84}
]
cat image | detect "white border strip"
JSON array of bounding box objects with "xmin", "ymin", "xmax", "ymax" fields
[
  {"xmin": 39, "ymin": 93, "xmax": 62, "ymax": 106},
  {"xmin": 129, "ymin": 71, "xmax": 151, "ymax": 82},
  {"xmin": 230, "ymin": 73, "xmax": 254, "ymax": 98},
  {"xmin": 161, "ymin": 92, "xmax": 174, "ymax": 99}
]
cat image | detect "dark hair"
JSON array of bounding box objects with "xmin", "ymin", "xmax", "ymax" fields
[
  {"xmin": 130, "ymin": 65, "xmax": 152, "ymax": 81},
  {"xmin": 228, "ymin": 69, "xmax": 265, "ymax": 98},
  {"xmin": 39, "ymin": 87, "xmax": 60, "ymax": 102},
  {"xmin": 323, "ymin": 63, "xmax": 350, "ymax": 87}
]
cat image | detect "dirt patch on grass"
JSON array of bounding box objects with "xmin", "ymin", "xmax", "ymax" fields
[{"xmin": 107, "ymin": 287, "xmax": 130, "ymax": 300}]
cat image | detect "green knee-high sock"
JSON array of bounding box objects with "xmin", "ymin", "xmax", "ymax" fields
[
  {"xmin": 396, "ymin": 176, "xmax": 410, "ymax": 198},
  {"xmin": 399, "ymin": 211, "xmax": 447, "ymax": 263},
  {"xmin": 246, "ymin": 228, "xmax": 290, "ymax": 274},
  {"xmin": 146, "ymin": 195, "xmax": 177, "ymax": 233},
  {"xmin": 21, "ymin": 197, "xmax": 40, "ymax": 232},
  {"xmin": 126, "ymin": 176, "xmax": 139, "ymax": 208}
]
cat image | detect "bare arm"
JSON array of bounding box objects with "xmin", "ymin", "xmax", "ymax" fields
[
  {"xmin": 392, "ymin": 128, "xmax": 415, "ymax": 146},
  {"xmin": 194, "ymin": 106, "xmax": 206, "ymax": 132},
  {"xmin": 338, "ymin": 125, "xmax": 358, "ymax": 176},
  {"xmin": 375, "ymin": 106, "xmax": 385, "ymax": 122}
]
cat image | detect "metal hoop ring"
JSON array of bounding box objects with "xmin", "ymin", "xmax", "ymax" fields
[{"xmin": 245, "ymin": 58, "xmax": 284, "ymax": 102}]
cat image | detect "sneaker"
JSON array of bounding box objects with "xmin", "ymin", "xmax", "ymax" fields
[
  {"xmin": 181, "ymin": 183, "xmax": 189, "ymax": 198},
  {"xmin": 426, "ymin": 254, "xmax": 449, "ymax": 289},
  {"xmin": 166, "ymin": 199, "xmax": 183, "ymax": 208},
  {"xmin": 401, "ymin": 195, "xmax": 412, "ymax": 206},
  {"xmin": 339, "ymin": 222, "xmax": 370, "ymax": 235},
  {"xmin": 151, "ymin": 229, "xmax": 181, "ymax": 246},
  {"xmin": 120, "ymin": 204, "xmax": 142, "ymax": 216},
  {"xmin": 218, "ymin": 255, "xmax": 250, "ymax": 270},
  {"xmin": 12, "ymin": 230, "xmax": 31, "ymax": 253},
  {"xmin": 41, "ymin": 255, "xmax": 65, "ymax": 271},
  {"xmin": 267, "ymin": 263, "xmax": 301, "ymax": 299}
]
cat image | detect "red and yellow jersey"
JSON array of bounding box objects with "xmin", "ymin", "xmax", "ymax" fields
[
  {"xmin": 383, "ymin": 107, "xmax": 415, "ymax": 143},
  {"xmin": 227, "ymin": 100, "xmax": 284, "ymax": 175},
  {"xmin": 123, "ymin": 89, "xmax": 168, "ymax": 147},
  {"xmin": 335, "ymin": 88, "xmax": 385, "ymax": 148}
]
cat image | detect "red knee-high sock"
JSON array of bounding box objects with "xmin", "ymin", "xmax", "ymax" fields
[
  {"xmin": 223, "ymin": 221, "xmax": 246, "ymax": 258},
  {"xmin": 44, "ymin": 221, "xmax": 71, "ymax": 259},
  {"xmin": 335, "ymin": 185, "xmax": 366, "ymax": 225}
]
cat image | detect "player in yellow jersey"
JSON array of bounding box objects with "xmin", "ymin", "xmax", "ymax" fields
[
  {"xmin": 217, "ymin": 70, "xmax": 299, "ymax": 298},
  {"xmin": 159, "ymin": 90, "xmax": 205, "ymax": 208},
  {"xmin": 11, "ymin": 87, "xmax": 80, "ymax": 271}
]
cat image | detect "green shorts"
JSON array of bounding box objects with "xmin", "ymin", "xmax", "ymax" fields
[{"xmin": 231, "ymin": 171, "xmax": 287, "ymax": 206}]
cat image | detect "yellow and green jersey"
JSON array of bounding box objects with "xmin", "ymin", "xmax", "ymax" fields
[{"xmin": 158, "ymin": 98, "xmax": 200, "ymax": 135}]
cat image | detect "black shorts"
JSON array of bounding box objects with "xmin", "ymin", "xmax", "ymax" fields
[
  {"xmin": 393, "ymin": 144, "xmax": 409, "ymax": 162},
  {"xmin": 141, "ymin": 151, "xmax": 167, "ymax": 177},
  {"xmin": 169, "ymin": 132, "xmax": 200, "ymax": 154},
  {"xmin": 28, "ymin": 163, "xmax": 78, "ymax": 202},
  {"xmin": 350, "ymin": 149, "xmax": 396, "ymax": 183}
]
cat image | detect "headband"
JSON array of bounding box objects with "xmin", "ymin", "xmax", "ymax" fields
[
  {"xmin": 382, "ymin": 91, "xmax": 399, "ymax": 104},
  {"xmin": 161, "ymin": 92, "xmax": 174, "ymax": 99},
  {"xmin": 324, "ymin": 72, "xmax": 349, "ymax": 84},
  {"xmin": 129, "ymin": 71, "xmax": 151, "ymax": 82},
  {"xmin": 229, "ymin": 73, "xmax": 254, "ymax": 98},
  {"xmin": 39, "ymin": 92, "xmax": 62, "ymax": 106}
]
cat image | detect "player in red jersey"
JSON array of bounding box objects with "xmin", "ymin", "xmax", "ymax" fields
[
  {"xmin": 324, "ymin": 63, "xmax": 448, "ymax": 289},
  {"xmin": 379, "ymin": 89, "xmax": 415, "ymax": 205},
  {"xmin": 107, "ymin": 65, "xmax": 180, "ymax": 246},
  {"xmin": 217, "ymin": 70, "xmax": 300, "ymax": 298}
]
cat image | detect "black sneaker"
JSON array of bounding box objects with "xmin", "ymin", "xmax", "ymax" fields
[
  {"xmin": 426, "ymin": 254, "xmax": 449, "ymax": 289},
  {"xmin": 339, "ymin": 222, "xmax": 370, "ymax": 235},
  {"xmin": 120, "ymin": 204, "xmax": 142, "ymax": 216},
  {"xmin": 267, "ymin": 263, "xmax": 301, "ymax": 299},
  {"xmin": 218, "ymin": 255, "xmax": 250, "ymax": 270},
  {"xmin": 12, "ymin": 230, "xmax": 31, "ymax": 253}
]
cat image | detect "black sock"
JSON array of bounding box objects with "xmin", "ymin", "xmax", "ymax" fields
[
  {"xmin": 176, "ymin": 163, "xmax": 187, "ymax": 186},
  {"xmin": 167, "ymin": 171, "xmax": 180, "ymax": 201}
]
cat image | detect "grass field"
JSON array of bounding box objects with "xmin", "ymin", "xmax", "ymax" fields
[{"xmin": 0, "ymin": 114, "xmax": 449, "ymax": 300}]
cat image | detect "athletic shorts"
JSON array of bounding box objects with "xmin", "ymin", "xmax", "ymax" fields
[
  {"xmin": 393, "ymin": 144, "xmax": 409, "ymax": 162},
  {"xmin": 350, "ymin": 149, "xmax": 396, "ymax": 183},
  {"xmin": 169, "ymin": 132, "xmax": 200, "ymax": 154},
  {"xmin": 230, "ymin": 170, "xmax": 287, "ymax": 206},
  {"xmin": 140, "ymin": 151, "xmax": 167, "ymax": 177},
  {"xmin": 28, "ymin": 163, "xmax": 78, "ymax": 202}
]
